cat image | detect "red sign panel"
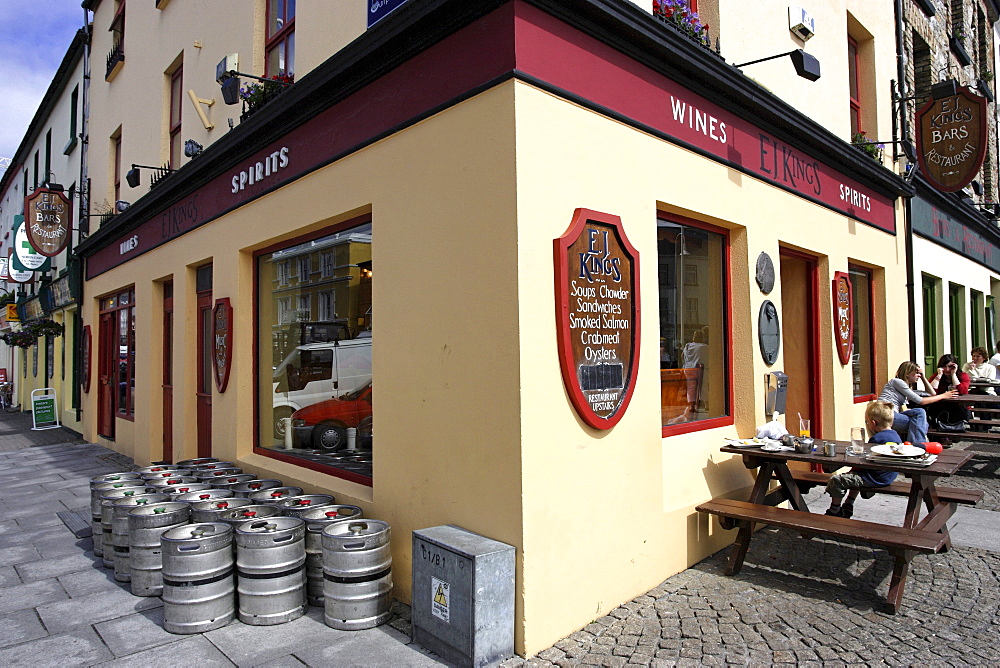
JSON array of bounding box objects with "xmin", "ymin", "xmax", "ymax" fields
[
  {"xmin": 554, "ymin": 209, "xmax": 640, "ymax": 429},
  {"xmin": 916, "ymin": 86, "xmax": 988, "ymax": 193},
  {"xmin": 81, "ymin": 325, "xmax": 92, "ymax": 393},
  {"xmin": 24, "ymin": 188, "xmax": 72, "ymax": 257},
  {"xmin": 832, "ymin": 272, "xmax": 853, "ymax": 366},
  {"xmin": 213, "ymin": 298, "xmax": 234, "ymax": 392}
]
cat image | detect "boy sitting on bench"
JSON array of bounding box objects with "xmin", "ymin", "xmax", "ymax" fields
[{"xmin": 825, "ymin": 401, "xmax": 901, "ymax": 518}]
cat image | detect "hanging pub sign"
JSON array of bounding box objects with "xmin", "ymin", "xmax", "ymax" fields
[
  {"xmin": 11, "ymin": 217, "xmax": 51, "ymax": 273},
  {"xmin": 7, "ymin": 249, "xmax": 33, "ymax": 284},
  {"xmin": 213, "ymin": 298, "xmax": 233, "ymax": 392},
  {"xmin": 81, "ymin": 325, "xmax": 92, "ymax": 393},
  {"xmin": 832, "ymin": 272, "xmax": 853, "ymax": 366},
  {"xmin": 916, "ymin": 85, "xmax": 988, "ymax": 192},
  {"xmin": 24, "ymin": 188, "xmax": 72, "ymax": 257},
  {"xmin": 554, "ymin": 209, "xmax": 640, "ymax": 429}
]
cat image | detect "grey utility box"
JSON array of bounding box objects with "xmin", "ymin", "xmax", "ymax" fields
[{"xmin": 411, "ymin": 525, "xmax": 515, "ymax": 667}]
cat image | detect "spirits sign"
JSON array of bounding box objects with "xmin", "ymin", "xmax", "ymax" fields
[
  {"xmin": 554, "ymin": 209, "xmax": 640, "ymax": 429},
  {"xmin": 916, "ymin": 85, "xmax": 988, "ymax": 192},
  {"xmin": 213, "ymin": 298, "xmax": 233, "ymax": 392},
  {"xmin": 832, "ymin": 272, "xmax": 853, "ymax": 366}
]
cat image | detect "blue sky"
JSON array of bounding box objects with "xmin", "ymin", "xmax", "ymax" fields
[{"xmin": 0, "ymin": 0, "xmax": 87, "ymax": 169}]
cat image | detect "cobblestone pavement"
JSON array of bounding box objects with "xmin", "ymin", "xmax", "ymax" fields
[{"xmin": 506, "ymin": 437, "xmax": 1000, "ymax": 667}]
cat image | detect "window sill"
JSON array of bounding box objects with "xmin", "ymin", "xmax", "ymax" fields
[
  {"xmin": 853, "ymin": 393, "xmax": 876, "ymax": 404},
  {"xmin": 914, "ymin": 0, "xmax": 935, "ymax": 16},
  {"xmin": 951, "ymin": 37, "xmax": 972, "ymax": 68},
  {"xmin": 662, "ymin": 414, "xmax": 734, "ymax": 438},
  {"xmin": 63, "ymin": 136, "xmax": 78, "ymax": 156},
  {"xmin": 116, "ymin": 413, "xmax": 135, "ymax": 422},
  {"xmin": 253, "ymin": 445, "xmax": 373, "ymax": 487},
  {"xmin": 155, "ymin": 0, "xmax": 171, "ymax": 7}
]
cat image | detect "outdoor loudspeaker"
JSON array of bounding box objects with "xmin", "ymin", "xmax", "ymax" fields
[
  {"xmin": 790, "ymin": 50, "xmax": 821, "ymax": 82},
  {"xmin": 125, "ymin": 168, "xmax": 140, "ymax": 188},
  {"xmin": 221, "ymin": 77, "xmax": 241, "ymax": 105}
]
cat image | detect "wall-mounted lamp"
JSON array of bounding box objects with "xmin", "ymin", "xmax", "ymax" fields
[
  {"xmin": 125, "ymin": 163, "xmax": 176, "ymax": 188},
  {"xmin": 184, "ymin": 140, "xmax": 204, "ymax": 158},
  {"xmin": 734, "ymin": 49, "xmax": 821, "ymax": 81},
  {"xmin": 930, "ymin": 78, "xmax": 958, "ymax": 100},
  {"xmin": 218, "ymin": 70, "xmax": 292, "ymax": 106},
  {"xmin": 115, "ymin": 200, "xmax": 131, "ymax": 213}
]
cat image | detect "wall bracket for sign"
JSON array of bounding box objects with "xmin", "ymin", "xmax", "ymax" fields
[{"xmin": 553, "ymin": 209, "xmax": 640, "ymax": 430}]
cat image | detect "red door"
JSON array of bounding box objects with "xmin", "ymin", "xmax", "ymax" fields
[
  {"xmin": 163, "ymin": 282, "xmax": 174, "ymax": 462},
  {"xmin": 779, "ymin": 249, "xmax": 822, "ymax": 437},
  {"xmin": 97, "ymin": 312, "xmax": 115, "ymax": 439},
  {"xmin": 196, "ymin": 282, "xmax": 213, "ymax": 458}
]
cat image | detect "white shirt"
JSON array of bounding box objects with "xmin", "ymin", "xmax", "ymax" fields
[{"xmin": 990, "ymin": 352, "xmax": 1000, "ymax": 369}]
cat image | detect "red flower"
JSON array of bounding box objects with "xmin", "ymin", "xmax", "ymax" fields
[{"xmin": 665, "ymin": 7, "xmax": 673, "ymax": 17}]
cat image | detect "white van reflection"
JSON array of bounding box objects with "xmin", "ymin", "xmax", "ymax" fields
[{"xmin": 271, "ymin": 337, "xmax": 372, "ymax": 439}]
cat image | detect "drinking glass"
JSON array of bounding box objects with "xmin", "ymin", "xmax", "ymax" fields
[
  {"xmin": 799, "ymin": 418, "xmax": 811, "ymax": 438},
  {"xmin": 849, "ymin": 427, "xmax": 866, "ymax": 456}
]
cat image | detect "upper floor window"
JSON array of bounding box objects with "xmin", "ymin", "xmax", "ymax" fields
[
  {"xmin": 111, "ymin": 0, "xmax": 126, "ymax": 46},
  {"xmin": 266, "ymin": 0, "xmax": 295, "ymax": 77},
  {"xmin": 321, "ymin": 252, "xmax": 334, "ymax": 278},
  {"xmin": 277, "ymin": 260, "xmax": 290, "ymax": 286},
  {"xmin": 298, "ymin": 256, "xmax": 310, "ymax": 281},
  {"xmin": 113, "ymin": 132, "xmax": 122, "ymax": 203},
  {"xmin": 848, "ymin": 36, "xmax": 861, "ymax": 135},
  {"xmin": 169, "ymin": 67, "xmax": 183, "ymax": 168},
  {"xmin": 65, "ymin": 86, "xmax": 79, "ymax": 154}
]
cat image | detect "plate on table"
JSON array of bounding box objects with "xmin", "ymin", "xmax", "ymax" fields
[
  {"xmin": 724, "ymin": 438, "xmax": 765, "ymax": 448},
  {"xmin": 870, "ymin": 443, "xmax": 925, "ymax": 458}
]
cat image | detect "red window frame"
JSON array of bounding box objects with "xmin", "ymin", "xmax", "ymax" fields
[
  {"xmin": 110, "ymin": 0, "xmax": 126, "ymax": 46},
  {"xmin": 658, "ymin": 213, "xmax": 734, "ymax": 438},
  {"xmin": 266, "ymin": 0, "xmax": 295, "ymax": 76},
  {"xmin": 169, "ymin": 67, "xmax": 183, "ymax": 168},
  {"xmin": 101, "ymin": 288, "xmax": 136, "ymax": 419},
  {"xmin": 850, "ymin": 264, "xmax": 878, "ymax": 402},
  {"xmin": 848, "ymin": 36, "xmax": 861, "ymax": 135},
  {"xmin": 113, "ymin": 134, "xmax": 122, "ymax": 203}
]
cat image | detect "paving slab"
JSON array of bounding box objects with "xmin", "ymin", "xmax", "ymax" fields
[
  {"xmin": 292, "ymin": 624, "xmax": 444, "ymax": 667},
  {"xmin": 15, "ymin": 513, "xmax": 65, "ymax": 529},
  {"xmin": 204, "ymin": 607, "xmax": 354, "ymax": 665},
  {"xmin": 34, "ymin": 535, "xmax": 93, "ymax": 559},
  {"xmin": 15, "ymin": 550, "xmax": 100, "ymax": 582},
  {"xmin": 37, "ymin": 584, "xmax": 162, "ymax": 633},
  {"xmin": 0, "ymin": 564, "xmax": 22, "ymax": 588},
  {"xmin": 0, "ymin": 524, "xmax": 72, "ymax": 546},
  {"xmin": 96, "ymin": 635, "xmax": 235, "ymax": 667},
  {"xmin": 0, "ymin": 608, "xmax": 48, "ymax": 649},
  {"xmin": 253, "ymin": 655, "xmax": 308, "ymax": 668},
  {"xmin": 0, "ymin": 543, "xmax": 42, "ymax": 567},
  {"xmin": 95, "ymin": 607, "xmax": 181, "ymax": 657},
  {"xmin": 58, "ymin": 566, "xmax": 127, "ymax": 598},
  {"xmin": 0, "ymin": 577, "xmax": 68, "ymax": 614},
  {"xmin": 0, "ymin": 626, "xmax": 111, "ymax": 667}
]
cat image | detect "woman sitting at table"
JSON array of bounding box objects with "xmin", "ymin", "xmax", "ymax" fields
[
  {"xmin": 927, "ymin": 354, "xmax": 972, "ymax": 424},
  {"xmin": 963, "ymin": 347, "xmax": 998, "ymax": 395},
  {"xmin": 825, "ymin": 401, "xmax": 900, "ymax": 518},
  {"xmin": 878, "ymin": 361, "xmax": 957, "ymax": 443}
]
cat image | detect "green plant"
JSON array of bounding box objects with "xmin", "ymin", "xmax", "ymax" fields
[
  {"xmin": 851, "ymin": 131, "xmax": 883, "ymax": 162},
  {"xmin": 652, "ymin": 0, "xmax": 710, "ymax": 47},
  {"xmin": 240, "ymin": 73, "xmax": 294, "ymax": 110},
  {"xmin": 2, "ymin": 319, "xmax": 65, "ymax": 348},
  {"xmin": 982, "ymin": 69, "xmax": 994, "ymax": 82}
]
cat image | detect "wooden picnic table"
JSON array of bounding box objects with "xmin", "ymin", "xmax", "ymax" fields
[
  {"xmin": 697, "ymin": 442, "xmax": 980, "ymax": 613},
  {"xmin": 930, "ymin": 392, "xmax": 1000, "ymax": 442}
]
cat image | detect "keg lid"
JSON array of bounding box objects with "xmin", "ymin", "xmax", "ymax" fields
[
  {"xmin": 299, "ymin": 504, "xmax": 363, "ymax": 524},
  {"xmin": 177, "ymin": 457, "xmax": 220, "ymax": 466},
  {"xmin": 90, "ymin": 472, "xmax": 142, "ymax": 484},
  {"xmin": 219, "ymin": 505, "xmax": 280, "ymax": 521},
  {"xmin": 248, "ymin": 486, "xmax": 303, "ymax": 501},
  {"xmin": 278, "ymin": 494, "xmax": 335, "ymax": 508},
  {"xmin": 161, "ymin": 522, "xmax": 232, "ymax": 542},
  {"xmin": 206, "ymin": 473, "xmax": 257, "ymax": 485},
  {"xmin": 189, "ymin": 497, "xmax": 253, "ymax": 511},
  {"xmin": 322, "ymin": 519, "xmax": 390, "ymax": 538},
  {"xmin": 113, "ymin": 493, "xmax": 172, "ymax": 508},
  {"xmin": 130, "ymin": 501, "xmax": 190, "ymax": 517},
  {"xmin": 236, "ymin": 516, "xmax": 304, "ymax": 535},
  {"xmin": 100, "ymin": 486, "xmax": 158, "ymax": 501}
]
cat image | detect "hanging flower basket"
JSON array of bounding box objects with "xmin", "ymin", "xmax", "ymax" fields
[
  {"xmin": 1, "ymin": 319, "xmax": 64, "ymax": 349},
  {"xmin": 31, "ymin": 319, "xmax": 65, "ymax": 338},
  {"xmin": 653, "ymin": 0, "xmax": 711, "ymax": 48}
]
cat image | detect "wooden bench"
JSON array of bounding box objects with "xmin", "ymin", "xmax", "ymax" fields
[
  {"xmin": 696, "ymin": 498, "xmax": 947, "ymax": 554},
  {"xmin": 927, "ymin": 428, "xmax": 1000, "ymax": 442},
  {"xmin": 789, "ymin": 470, "xmax": 984, "ymax": 505}
]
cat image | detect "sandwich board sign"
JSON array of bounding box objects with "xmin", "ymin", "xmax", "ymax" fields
[{"xmin": 31, "ymin": 388, "xmax": 60, "ymax": 431}]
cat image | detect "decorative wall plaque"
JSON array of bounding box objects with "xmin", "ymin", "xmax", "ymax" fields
[
  {"xmin": 758, "ymin": 300, "xmax": 780, "ymax": 365},
  {"xmin": 213, "ymin": 298, "xmax": 233, "ymax": 392},
  {"xmin": 755, "ymin": 252, "xmax": 775, "ymax": 294},
  {"xmin": 916, "ymin": 85, "xmax": 988, "ymax": 192},
  {"xmin": 832, "ymin": 272, "xmax": 854, "ymax": 366},
  {"xmin": 81, "ymin": 325, "xmax": 92, "ymax": 393},
  {"xmin": 24, "ymin": 188, "xmax": 72, "ymax": 257},
  {"xmin": 554, "ymin": 209, "xmax": 640, "ymax": 429}
]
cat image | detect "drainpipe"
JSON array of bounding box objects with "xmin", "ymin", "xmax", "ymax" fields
[
  {"xmin": 75, "ymin": 7, "xmax": 91, "ymax": 424},
  {"xmin": 894, "ymin": 0, "xmax": 918, "ymax": 363}
]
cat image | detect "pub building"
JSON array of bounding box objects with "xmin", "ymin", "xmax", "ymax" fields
[{"xmin": 76, "ymin": 0, "xmax": 924, "ymax": 655}]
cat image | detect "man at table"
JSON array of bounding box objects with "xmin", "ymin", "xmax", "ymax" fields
[
  {"xmin": 825, "ymin": 401, "xmax": 901, "ymax": 519},
  {"xmin": 988, "ymin": 341, "xmax": 1000, "ymax": 372}
]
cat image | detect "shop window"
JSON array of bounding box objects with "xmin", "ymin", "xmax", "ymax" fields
[
  {"xmin": 169, "ymin": 66, "xmax": 183, "ymax": 168},
  {"xmin": 266, "ymin": 0, "xmax": 295, "ymax": 77},
  {"xmin": 256, "ymin": 219, "xmax": 372, "ymax": 484},
  {"xmin": 657, "ymin": 217, "xmax": 730, "ymax": 434},
  {"xmin": 849, "ymin": 265, "xmax": 875, "ymax": 399}
]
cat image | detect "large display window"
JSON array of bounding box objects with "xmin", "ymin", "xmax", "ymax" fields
[
  {"xmin": 657, "ymin": 217, "xmax": 731, "ymax": 434},
  {"xmin": 256, "ymin": 219, "xmax": 373, "ymax": 483}
]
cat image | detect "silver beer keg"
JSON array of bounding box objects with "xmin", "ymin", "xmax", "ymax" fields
[
  {"xmin": 173, "ymin": 489, "xmax": 235, "ymax": 504},
  {"xmin": 161, "ymin": 523, "xmax": 235, "ymax": 634},
  {"xmin": 299, "ymin": 505, "xmax": 363, "ymax": 606},
  {"xmin": 136, "ymin": 464, "xmax": 182, "ymax": 475},
  {"xmin": 236, "ymin": 517, "xmax": 307, "ymax": 625},
  {"xmin": 248, "ymin": 486, "xmax": 304, "ymax": 504},
  {"xmin": 176, "ymin": 457, "xmax": 220, "ymax": 467},
  {"xmin": 322, "ymin": 520, "xmax": 392, "ymax": 630},
  {"xmin": 231, "ymin": 479, "xmax": 284, "ymax": 498},
  {"xmin": 206, "ymin": 473, "xmax": 257, "ymax": 490},
  {"xmin": 128, "ymin": 501, "xmax": 191, "ymax": 596},
  {"xmin": 141, "ymin": 469, "xmax": 194, "ymax": 480},
  {"xmin": 90, "ymin": 478, "xmax": 148, "ymax": 557},
  {"xmin": 163, "ymin": 483, "xmax": 214, "ymax": 497},
  {"xmin": 98, "ymin": 486, "xmax": 159, "ymax": 566},
  {"xmin": 110, "ymin": 494, "xmax": 172, "ymax": 582},
  {"xmin": 189, "ymin": 498, "xmax": 253, "ymax": 523},
  {"xmin": 191, "ymin": 467, "xmax": 242, "ymax": 480},
  {"xmin": 277, "ymin": 494, "xmax": 336, "ymax": 518}
]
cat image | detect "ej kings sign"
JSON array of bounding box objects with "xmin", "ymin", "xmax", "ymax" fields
[
  {"xmin": 24, "ymin": 188, "xmax": 72, "ymax": 257},
  {"xmin": 554, "ymin": 209, "xmax": 639, "ymax": 430},
  {"xmin": 916, "ymin": 86, "xmax": 988, "ymax": 193}
]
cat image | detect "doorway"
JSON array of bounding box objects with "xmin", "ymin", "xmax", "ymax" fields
[
  {"xmin": 196, "ymin": 265, "xmax": 213, "ymax": 458},
  {"xmin": 778, "ymin": 249, "xmax": 821, "ymax": 437},
  {"xmin": 98, "ymin": 312, "xmax": 115, "ymax": 439}
]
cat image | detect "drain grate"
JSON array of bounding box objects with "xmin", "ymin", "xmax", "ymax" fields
[
  {"xmin": 963, "ymin": 442, "xmax": 1000, "ymax": 454},
  {"xmin": 56, "ymin": 507, "xmax": 93, "ymax": 538}
]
